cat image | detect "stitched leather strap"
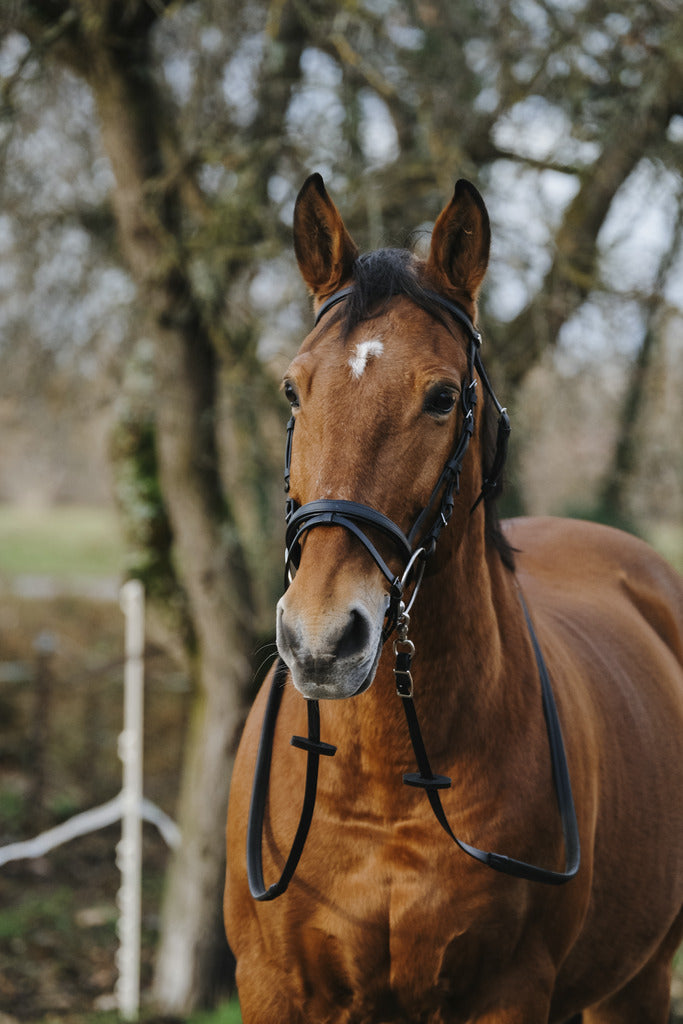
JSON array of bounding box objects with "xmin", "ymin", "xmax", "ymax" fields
[
  {"xmin": 398, "ymin": 589, "xmax": 580, "ymax": 885},
  {"xmin": 247, "ymin": 659, "xmax": 337, "ymax": 901},
  {"xmin": 286, "ymin": 499, "xmax": 412, "ymax": 585}
]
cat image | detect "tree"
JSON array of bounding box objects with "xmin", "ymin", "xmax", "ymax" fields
[
  {"xmin": 2, "ymin": 0, "xmax": 682, "ymax": 1013},
  {"xmin": 599, "ymin": 197, "xmax": 683, "ymax": 527},
  {"xmin": 3, "ymin": 0, "xmax": 280, "ymax": 1009}
]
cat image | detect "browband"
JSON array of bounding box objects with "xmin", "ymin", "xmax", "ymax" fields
[{"xmin": 314, "ymin": 285, "xmax": 482, "ymax": 350}]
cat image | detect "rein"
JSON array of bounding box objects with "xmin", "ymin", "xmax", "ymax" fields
[{"xmin": 247, "ymin": 287, "xmax": 580, "ymax": 901}]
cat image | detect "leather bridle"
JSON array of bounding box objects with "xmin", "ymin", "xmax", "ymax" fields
[
  {"xmin": 284, "ymin": 288, "xmax": 511, "ymax": 637},
  {"xmin": 246, "ymin": 286, "xmax": 580, "ymax": 902}
]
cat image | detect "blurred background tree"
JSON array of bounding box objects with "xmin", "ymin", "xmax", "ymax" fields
[{"xmin": 1, "ymin": 0, "xmax": 681, "ymax": 1013}]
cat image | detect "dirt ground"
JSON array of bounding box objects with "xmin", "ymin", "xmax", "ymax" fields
[{"xmin": 0, "ymin": 592, "xmax": 189, "ymax": 1020}]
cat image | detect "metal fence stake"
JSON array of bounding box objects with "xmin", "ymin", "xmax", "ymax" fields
[{"xmin": 117, "ymin": 579, "xmax": 144, "ymax": 1021}]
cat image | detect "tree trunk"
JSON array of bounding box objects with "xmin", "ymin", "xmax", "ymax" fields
[
  {"xmin": 150, "ymin": 308, "xmax": 255, "ymax": 1010},
  {"xmin": 598, "ymin": 321, "xmax": 659, "ymax": 527},
  {"xmin": 110, "ymin": 340, "xmax": 196, "ymax": 670},
  {"xmin": 599, "ymin": 203, "xmax": 683, "ymax": 527},
  {"xmin": 83, "ymin": 24, "xmax": 256, "ymax": 1013}
]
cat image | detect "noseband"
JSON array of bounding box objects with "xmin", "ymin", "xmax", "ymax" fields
[
  {"xmin": 284, "ymin": 288, "xmax": 511, "ymax": 635},
  {"xmin": 246, "ymin": 286, "xmax": 580, "ymax": 901}
]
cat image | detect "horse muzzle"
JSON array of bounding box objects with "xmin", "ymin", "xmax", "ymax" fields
[{"xmin": 276, "ymin": 593, "xmax": 386, "ymax": 700}]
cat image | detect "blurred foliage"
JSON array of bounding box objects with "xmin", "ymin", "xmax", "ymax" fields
[
  {"xmin": 0, "ymin": 886, "xmax": 74, "ymax": 940},
  {"xmin": 0, "ymin": 505, "xmax": 123, "ymax": 578}
]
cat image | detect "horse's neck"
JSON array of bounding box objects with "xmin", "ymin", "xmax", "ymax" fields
[
  {"xmin": 325, "ymin": 520, "xmax": 530, "ymax": 782},
  {"xmin": 398, "ymin": 526, "xmax": 519, "ymax": 745}
]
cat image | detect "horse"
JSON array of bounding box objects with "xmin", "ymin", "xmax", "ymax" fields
[{"xmin": 224, "ymin": 174, "xmax": 683, "ymax": 1023}]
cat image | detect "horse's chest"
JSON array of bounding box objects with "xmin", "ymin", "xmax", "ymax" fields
[{"xmin": 271, "ymin": 826, "xmax": 511, "ymax": 1023}]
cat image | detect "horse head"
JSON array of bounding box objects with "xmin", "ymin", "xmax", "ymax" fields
[{"xmin": 277, "ymin": 174, "xmax": 504, "ymax": 700}]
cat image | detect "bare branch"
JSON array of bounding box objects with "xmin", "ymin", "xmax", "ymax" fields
[{"xmin": 0, "ymin": 5, "xmax": 78, "ymax": 113}]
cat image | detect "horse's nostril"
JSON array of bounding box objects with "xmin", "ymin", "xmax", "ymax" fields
[
  {"xmin": 278, "ymin": 610, "xmax": 300, "ymax": 659},
  {"xmin": 333, "ymin": 608, "xmax": 371, "ymax": 661}
]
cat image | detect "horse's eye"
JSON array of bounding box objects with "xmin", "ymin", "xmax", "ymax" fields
[
  {"xmin": 284, "ymin": 380, "xmax": 300, "ymax": 408},
  {"xmin": 424, "ymin": 385, "xmax": 457, "ymax": 417}
]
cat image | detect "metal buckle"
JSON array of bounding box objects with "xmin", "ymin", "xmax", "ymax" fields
[{"xmin": 393, "ymin": 611, "xmax": 415, "ymax": 697}]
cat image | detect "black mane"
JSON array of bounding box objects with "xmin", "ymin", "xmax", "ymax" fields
[{"xmin": 326, "ymin": 248, "xmax": 515, "ymax": 571}]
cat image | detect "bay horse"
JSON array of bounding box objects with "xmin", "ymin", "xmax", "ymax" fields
[{"xmin": 225, "ymin": 174, "xmax": 683, "ymax": 1023}]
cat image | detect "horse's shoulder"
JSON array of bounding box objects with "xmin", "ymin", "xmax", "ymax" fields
[
  {"xmin": 504, "ymin": 515, "xmax": 678, "ymax": 587},
  {"xmin": 504, "ymin": 515, "xmax": 683, "ymax": 664}
]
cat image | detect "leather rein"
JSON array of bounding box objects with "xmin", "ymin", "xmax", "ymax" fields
[{"xmin": 247, "ymin": 287, "xmax": 580, "ymax": 902}]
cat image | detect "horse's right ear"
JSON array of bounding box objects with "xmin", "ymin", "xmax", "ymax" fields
[
  {"xmin": 293, "ymin": 174, "xmax": 359, "ymax": 301},
  {"xmin": 427, "ymin": 179, "xmax": 490, "ymax": 310}
]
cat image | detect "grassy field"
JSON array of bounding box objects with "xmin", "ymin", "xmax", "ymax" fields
[
  {"xmin": 37, "ymin": 1001, "xmax": 243, "ymax": 1024},
  {"xmin": 190, "ymin": 1001, "xmax": 242, "ymax": 1024},
  {"xmin": 24, "ymin": 1001, "xmax": 243, "ymax": 1024},
  {"xmin": 0, "ymin": 504, "xmax": 124, "ymax": 580}
]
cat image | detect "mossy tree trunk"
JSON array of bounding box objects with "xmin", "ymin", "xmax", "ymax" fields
[
  {"xmin": 16, "ymin": 0, "xmax": 256, "ymax": 1009},
  {"xmin": 85, "ymin": 20, "xmax": 257, "ymax": 1011}
]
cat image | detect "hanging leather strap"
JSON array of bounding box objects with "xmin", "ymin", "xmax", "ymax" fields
[
  {"xmin": 247, "ymin": 658, "xmax": 336, "ymax": 901},
  {"xmin": 246, "ymin": 590, "xmax": 580, "ymax": 901},
  {"xmin": 398, "ymin": 590, "xmax": 580, "ymax": 885}
]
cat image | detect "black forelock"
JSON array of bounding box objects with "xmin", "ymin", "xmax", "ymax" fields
[{"xmin": 335, "ymin": 249, "xmax": 450, "ymax": 340}]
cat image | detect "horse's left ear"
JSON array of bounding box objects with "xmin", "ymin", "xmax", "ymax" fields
[
  {"xmin": 427, "ymin": 179, "xmax": 491, "ymax": 306},
  {"xmin": 293, "ymin": 173, "xmax": 359, "ymax": 301}
]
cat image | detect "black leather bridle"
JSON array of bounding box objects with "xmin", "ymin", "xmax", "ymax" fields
[
  {"xmin": 246, "ymin": 286, "xmax": 580, "ymax": 902},
  {"xmin": 284, "ymin": 288, "xmax": 511, "ymax": 636}
]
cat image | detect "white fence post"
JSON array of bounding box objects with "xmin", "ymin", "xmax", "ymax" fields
[
  {"xmin": 117, "ymin": 579, "xmax": 145, "ymax": 1021},
  {"xmin": 0, "ymin": 579, "xmax": 181, "ymax": 1012}
]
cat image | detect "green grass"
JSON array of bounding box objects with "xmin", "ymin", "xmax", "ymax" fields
[
  {"xmin": 648, "ymin": 522, "xmax": 683, "ymax": 575},
  {"xmin": 50, "ymin": 999, "xmax": 244, "ymax": 1024},
  {"xmin": 189, "ymin": 998, "xmax": 242, "ymax": 1024},
  {"xmin": 0, "ymin": 887, "xmax": 75, "ymax": 940},
  {"xmin": 16, "ymin": 1001, "xmax": 243, "ymax": 1024},
  {"xmin": 0, "ymin": 504, "xmax": 123, "ymax": 579}
]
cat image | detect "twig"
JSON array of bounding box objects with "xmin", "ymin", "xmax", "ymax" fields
[{"xmin": 0, "ymin": 6, "xmax": 79, "ymax": 114}]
